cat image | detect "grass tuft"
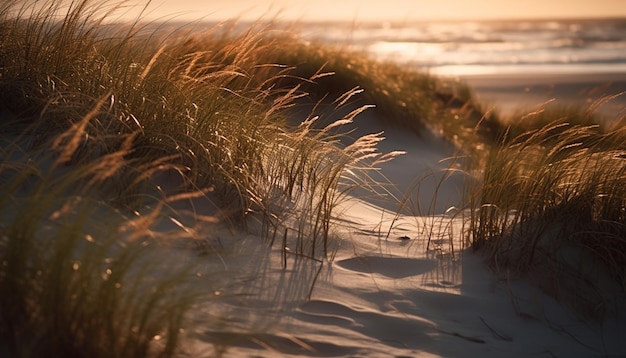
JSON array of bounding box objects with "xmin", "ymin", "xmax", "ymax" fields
[
  {"xmin": 467, "ymin": 112, "xmax": 626, "ymax": 318},
  {"xmin": 0, "ymin": 123, "xmax": 208, "ymax": 357},
  {"xmin": 4, "ymin": 0, "xmax": 626, "ymax": 354},
  {"xmin": 0, "ymin": 1, "xmax": 416, "ymax": 354}
]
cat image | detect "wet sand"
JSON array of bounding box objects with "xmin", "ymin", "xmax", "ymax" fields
[{"xmin": 459, "ymin": 72, "xmax": 626, "ymax": 122}]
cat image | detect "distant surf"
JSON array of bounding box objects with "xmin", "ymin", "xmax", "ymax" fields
[{"xmin": 297, "ymin": 18, "xmax": 626, "ymax": 76}]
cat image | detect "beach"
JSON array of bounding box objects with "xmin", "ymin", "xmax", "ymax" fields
[
  {"xmin": 459, "ymin": 72, "xmax": 626, "ymax": 121},
  {"xmin": 3, "ymin": 5, "xmax": 626, "ymax": 355},
  {"xmin": 185, "ymin": 71, "xmax": 626, "ymax": 356}
]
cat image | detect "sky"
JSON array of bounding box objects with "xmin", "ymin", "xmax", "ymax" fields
[{"xmin": 134, "ymin": 0, "xmax": 626, "ymax": 22}]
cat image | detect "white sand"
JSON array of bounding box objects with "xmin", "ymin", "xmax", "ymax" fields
[
  {"xmin": 185, "ymin": 102, "xmax": 626, "ymax": 357},
  {"xmin": 5, "ymin": 74, "xmax": 623, "ymax": 356}
]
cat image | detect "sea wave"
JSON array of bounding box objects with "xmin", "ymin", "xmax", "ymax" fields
[{"xmin": 301, "ymin": 18, "xmax": 626, "ymax": 76}]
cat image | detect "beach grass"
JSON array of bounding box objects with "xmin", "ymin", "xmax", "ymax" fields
[
  {"xmin": 1, "ymin": 0, "xmax": 626, "ymax": 355},
  {"xmin": 0, "ymin": 121, "xmax": 211, "ymax": 356},
  {"xmin": 467, "ymin": 106, "xmax": 626, "ymax": 317},
  {"xmin": 0, "ymin": 0, "xmax": 410, "ymax": 354},
  {"xmin": 260, "ymin": 35, "xmax": 502, "ymax": 150}
]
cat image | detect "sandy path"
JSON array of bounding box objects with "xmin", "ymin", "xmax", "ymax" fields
[{"xmin": 187, "ymin": 95, "xmax": 626, "ymax": 357}]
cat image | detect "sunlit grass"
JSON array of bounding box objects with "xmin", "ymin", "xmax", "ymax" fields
[
  {"xmin": 261, "ymin": 37, "xmax": 502, "ymax": 150},
  {"xmin": 0, "ymin": 0, "xmax": 411, "ymax": 355},
  {"xmin": 2, "ymin": 0, "xmax": 626, "ymax": 355},
  {"xmin": 467, "ymin": 108, "xmax": 626, "ymax": 318}
]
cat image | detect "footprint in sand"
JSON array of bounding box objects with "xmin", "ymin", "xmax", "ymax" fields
[{"xmin": 335, "ymin": 256, "xmax": 437, "ymax": 279}]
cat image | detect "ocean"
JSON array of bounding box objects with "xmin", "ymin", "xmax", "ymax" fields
[{"xmin": 297, "ymin": 18, "xmax": 626, "ymax": 77}]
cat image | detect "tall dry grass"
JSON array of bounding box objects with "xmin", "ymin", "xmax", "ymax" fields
[
  {"xmin": 467, "ymin": 103, "xmax": 626, "ymax": 318},
  {"xmin": 9, "ymin": 0, "xmax": 625, "ymax": 353},
  {"xmin": 0, "ymin": 1, "xmax": 410, "ymax": 355},
  {"xmin": 0, "ymin": 0, "xmax": 396, "ymax": 250},
  {"xmin": 0, "ymin": 109, "xmax": 212, "ymax": 357},
  {"xmin": 258, "ymin": 36, "xmax": 502, "ymax": 152}
]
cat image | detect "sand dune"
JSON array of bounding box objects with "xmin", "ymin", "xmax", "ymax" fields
[{"xmin": 187, "ymin": 77, "xmax": 626, "ymax": 356}]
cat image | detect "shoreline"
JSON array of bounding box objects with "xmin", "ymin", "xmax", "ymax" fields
[{"xmin": 453, "ymin": 72, "xmax": 626, "ymax": 121}]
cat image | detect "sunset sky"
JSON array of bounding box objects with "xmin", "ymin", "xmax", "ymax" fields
[{"xmin": 136, "ymin": 0, "xmax": 626, "ymax": 22}]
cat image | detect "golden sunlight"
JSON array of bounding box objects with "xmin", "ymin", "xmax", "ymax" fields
[{"xmin": 140, "ymin": 0, "xmax": 625, "ymax": 22}]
